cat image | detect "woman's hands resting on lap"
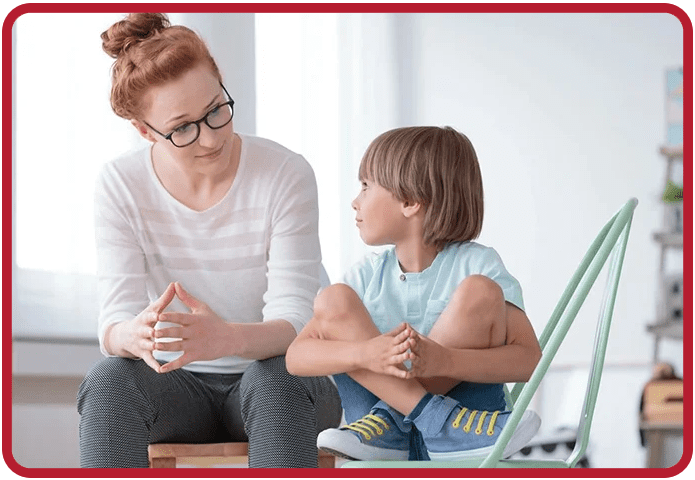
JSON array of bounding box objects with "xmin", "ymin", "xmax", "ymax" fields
[
  {"xmin": 103, "ymin": 282, "xmax": 176, "ymax": 373},
  {"xmin": 154, "ymin": 282, "xmax": 235, "ymax": 373},
  {"xmin": 104, "ymin": 282, "xmax": 236, "ymax": 374}
]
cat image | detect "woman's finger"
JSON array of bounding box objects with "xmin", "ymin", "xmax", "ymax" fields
[
  {"xmin": 139, "ymin": 325, "xmax": 156, "ymax": 340},
  {"xmin": 159, "ymin": 354, "xmax": 190, "ymax": 374},
  {"xmin": 155, "ymin": 340, "xmax": 184, "ymax": 352},
  {"xmin": 174, "ymin": 282, "xmax": 204, "ymax": 310},
  {"xmin": 158, "ymin": 312, "xmax": 190, "ymax": 325},
  {"xmin": 138, "ymin": 337, "xmax": 155, "ymax": 352},
  {"xmin": 141, "ymin": 351, "xmax": 162, "ymax": 373},
  {"xmin": 139, "ymin": 311, "xmax": 159, "ymax": 328},
  {"xmin": 154, "ymin": 326, "xmax": 184, "ymax": 339},
  {"xmin": 151, "ymin": 282, "xmax": 176, "ymax": 313}
]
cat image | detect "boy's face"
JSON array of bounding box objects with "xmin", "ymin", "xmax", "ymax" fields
[{"xmin": 351, "ymin": 179, "xmax": 409, "ymax": 246}]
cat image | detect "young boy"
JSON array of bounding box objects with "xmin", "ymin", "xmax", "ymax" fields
[{"xmin": 286, "ymin": 126, "xmax": 542, "ymax": 461}]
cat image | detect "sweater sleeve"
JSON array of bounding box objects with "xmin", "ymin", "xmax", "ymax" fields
[
  {"xmin": 262, "ymin": 155, "xmax": 322, "ymax": 334},
  {"xmin": 94, "ymin": 163, "xmax": 149, "ymax": 356}
]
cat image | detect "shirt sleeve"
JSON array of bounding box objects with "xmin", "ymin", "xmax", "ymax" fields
[
  {"xmin": 475, "ymin": 247, "xmax": 525, "ymax": 311},
  {"xmin": 262, "ymin": 155, "xmax": 322, "ymax": 334},
  {"xmin": 94, "ymin": 164, "xmax": 149, "ymax": 356}
]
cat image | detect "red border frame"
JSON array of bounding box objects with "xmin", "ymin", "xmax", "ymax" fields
[{"xmin": 2, "ymin": 3, "xmax": 693, "ymax": 478}]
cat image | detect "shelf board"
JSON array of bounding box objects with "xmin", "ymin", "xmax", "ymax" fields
[
  {"xmin": 660, "ymin": 145, "xmax": 683, "ymax": 159},
  {"xmin": 647, "ymin": 321, "xmax": 683, "ymax": 340},
  {"xmin": 653, "ymin": 232, "xmax": 683, "ymax": 247}
]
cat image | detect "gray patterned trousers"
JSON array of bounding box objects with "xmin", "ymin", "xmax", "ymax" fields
[{"xmin": 77, "ymin": 356, "xmax": 342, "ymax": 468}]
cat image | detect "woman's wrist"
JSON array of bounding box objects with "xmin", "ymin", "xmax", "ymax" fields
[
  {"xmin": 104, "ymin": 322, "xmax": 132, "ymax": 358},
  {"xmin": 219, "ymin": 321, "xmax": 240, "ymax": 357}
]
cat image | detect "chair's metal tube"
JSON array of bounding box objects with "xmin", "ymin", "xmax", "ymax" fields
[{"xmin": 479, "ymin": 198, "xmax": 637, "ymax": 468}]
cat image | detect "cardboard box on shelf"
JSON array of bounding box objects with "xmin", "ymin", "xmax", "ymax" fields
[{"xmin": 643, "ymin": 380, "xmax": 683, "ymax": 424}]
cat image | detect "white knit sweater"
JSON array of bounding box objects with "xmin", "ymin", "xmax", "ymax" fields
[{"xmin": 94, "ymin": 133, "xmax": 321, "ymax": 373}]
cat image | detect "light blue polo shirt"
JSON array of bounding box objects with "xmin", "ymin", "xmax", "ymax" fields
[{"xmin": 342, "ymin": 241, "xmax": 524, "ymax": 336}]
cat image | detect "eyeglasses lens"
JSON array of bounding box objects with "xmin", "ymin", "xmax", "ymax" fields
[{"xmin": 170, "ymin": 103, "xmax": 234, "ymax": 147}]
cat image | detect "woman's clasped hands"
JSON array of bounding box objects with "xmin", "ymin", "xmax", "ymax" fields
[
  {"xmin": 108, "ymin": 282, "xmax": 233, "ymax": 374},
  {"xmin": 154, "ymin": 282, "xmax": 234, "ymax": 373}
]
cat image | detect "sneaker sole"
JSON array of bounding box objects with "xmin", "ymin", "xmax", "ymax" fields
[
  {"xmin": 317, "ymin": 429, "xmax": 409, "ymax": 461},
  {"xmin": 428, "ymin": 410, "xmax": 541, "ymax": 461}
]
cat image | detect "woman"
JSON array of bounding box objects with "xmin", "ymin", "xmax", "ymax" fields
[{"xmin": 77, "ymin": 12, "xmax": 342, "ymax": 468}]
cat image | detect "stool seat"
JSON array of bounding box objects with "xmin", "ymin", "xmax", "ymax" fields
[{"xmin": 148, "ymin": 441, "xmax": 335, "ymax": 468}]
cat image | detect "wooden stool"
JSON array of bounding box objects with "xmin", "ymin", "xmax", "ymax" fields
[{"xmin": 148, "ymin": 442, "xmax": 335, "ymax": 468}]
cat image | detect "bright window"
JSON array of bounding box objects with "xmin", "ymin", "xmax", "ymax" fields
[
  {"xmin": 254, "ymin": 13, "xmax": 344, "ymax": 281},
  {"xmin": 13, "ymin": 13, "xmax": 147, "ymax": 338},
  {"xmin": 15, "ymin": 13, "xmax": 145, "ymax": 275}
]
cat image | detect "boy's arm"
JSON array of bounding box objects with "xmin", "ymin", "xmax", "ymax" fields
[
  {"xmin": 286, "ymin": 320, "xmax": 412, "ymax": 378},
  {"xmin": 286, "ymin": 327, "xmax": 363, "ymax": 376},
  {"xmin": 407, "ymin": 303, "xmax": 541, "ymax": 384}
]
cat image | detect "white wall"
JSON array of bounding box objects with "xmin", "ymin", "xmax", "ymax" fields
[
  {"xmin": 394, "ymin": 12, "xmax": 683, "ymax": 467},
  {"xmin": 169, "ymin": 13, "xmax": 256, "ymax": 135}
]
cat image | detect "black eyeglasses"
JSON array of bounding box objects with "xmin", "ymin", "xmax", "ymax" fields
[{"xmin": 143, "ymin": 84, "xmax": 235, "ymax": 148}]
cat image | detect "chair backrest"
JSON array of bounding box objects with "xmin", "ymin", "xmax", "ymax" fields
[
  {"xmin": 480, "ymin": 197, "xmax": 638, "ymax": 467},
  {"xmin": 341, "ymin": 199, "xmax": 638, "ymax": 469}
]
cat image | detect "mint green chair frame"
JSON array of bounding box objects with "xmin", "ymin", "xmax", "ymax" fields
[{"xmin": 343, "ymin": 198, "xmax": 638, "ymax": 469}]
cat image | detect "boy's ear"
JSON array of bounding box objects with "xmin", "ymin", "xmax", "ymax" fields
[
  {"xmin": 401, "ymin": 200, "xmax": 422, "ymax": 218},
  {"xmin": 131, "ymin": 119, "xmax": 156, "ymax": 143}
]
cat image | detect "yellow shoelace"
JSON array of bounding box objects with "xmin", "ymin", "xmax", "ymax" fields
[
  {"xmin": 451, "ymin": 407, "xmax": 500, "ymax": 436},
  {"xmin": 343, "ymin": 414, "xmax": 390, "ymax": 440}
]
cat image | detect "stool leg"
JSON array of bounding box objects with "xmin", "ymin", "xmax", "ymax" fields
[
  {"xmin": 318, "ymin": 453, "xmax": 335, "ymax": 468},
  {"xmin": 150, "ymin": 457, "xmax": 176, "ymax": 468}
]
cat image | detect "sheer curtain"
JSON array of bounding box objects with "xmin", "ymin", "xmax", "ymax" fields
[
  {"xmin": 255, "ymin": 13, "xmax": 404, "ymax": 283},
  {"xmin": 13, "ymin": 13, "xmax": 146, "ymax": 339}
]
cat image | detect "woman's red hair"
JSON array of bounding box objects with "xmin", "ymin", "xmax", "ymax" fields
[{"xmin": 101, "ymin": 13, "xmax": 222, "ymax": 119}]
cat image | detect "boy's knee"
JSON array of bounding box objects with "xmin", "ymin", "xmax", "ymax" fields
[
  {"xmin": 454, "ymin": 275, "xmax": 505, "ymax": 309},
  {"xmin": 313, "ymin": 283, "xmax": 361, "ymax": 321},
  {"xmin": 453, "ymin": 275, "xmax": 506, "ymax": 347}
]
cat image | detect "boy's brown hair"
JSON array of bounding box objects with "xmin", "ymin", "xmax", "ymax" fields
[{"xmin": 359, "ymin": 126, "xmax": 484, "ymax": 250}]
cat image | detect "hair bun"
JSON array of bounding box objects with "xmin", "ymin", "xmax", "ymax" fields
[{"xmin": 101, "ymin": 12, "xmax": 170, "ymax": 58}]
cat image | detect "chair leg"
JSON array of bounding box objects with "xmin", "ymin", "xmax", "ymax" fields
[{"xmin": 150, "ymin": 457, "xmax": 176, "ymax": 468}]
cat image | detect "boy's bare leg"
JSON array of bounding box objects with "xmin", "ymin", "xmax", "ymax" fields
[
  {"xmin": 311, "ymin": 284, "xmax": 427, "ymax": 416},
  {"xmin": 419, "ymin": 274, "xmax": 507, "ymax": 394}
]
